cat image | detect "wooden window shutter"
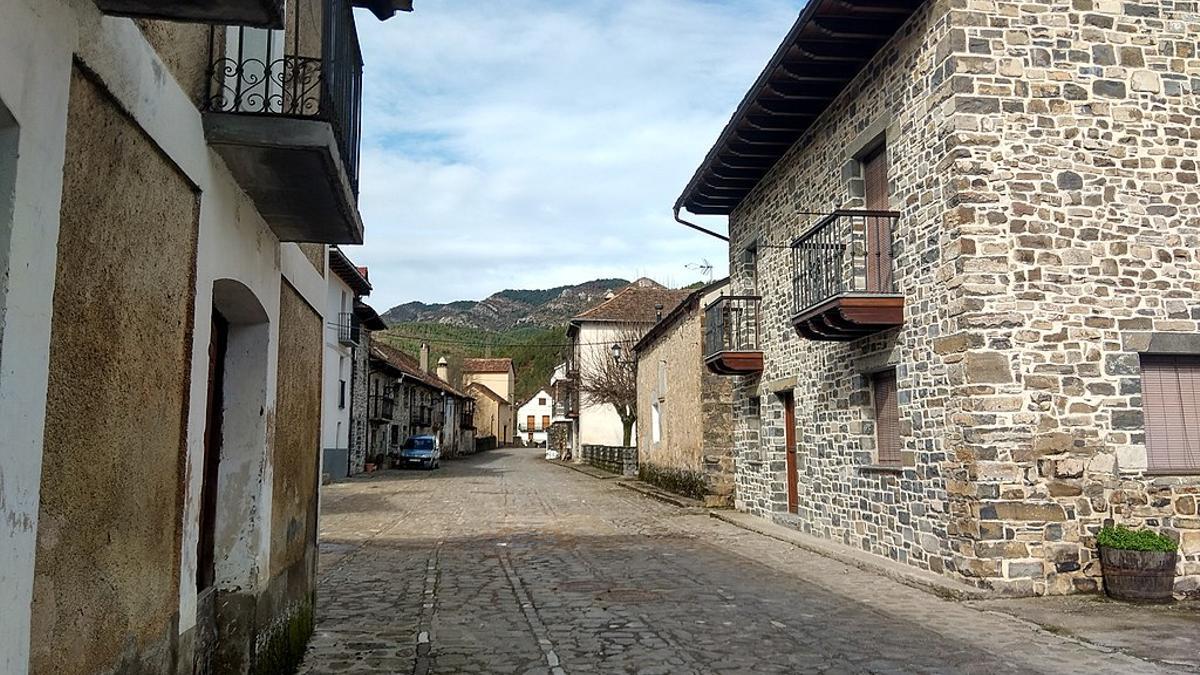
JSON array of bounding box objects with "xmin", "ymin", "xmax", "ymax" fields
[
  {"xmin": 873, "ymin": 370, "xmax": 901, "ymax": 466},
  {"xmin": 1141, "ymin": 355, "xmax": 1200, "ymax": 472},
  {"xmin": 862, "ymin": 145, "xmax": 891, "ymax": 293}
]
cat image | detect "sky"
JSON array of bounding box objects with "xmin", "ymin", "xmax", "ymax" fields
[{"xmin": 347, "ymin": 0, "xmax": 799, "ymax": 310}]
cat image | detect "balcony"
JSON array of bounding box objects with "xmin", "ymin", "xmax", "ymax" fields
[
  {"xmin": 369, "ymin": 394, "xmax": 394, "ymax": 421},
  {"xmin": 791, "ymin": 210, "xmax": 903, "ymax": 341},
  {"xmin": 336, "ymin": 311, "xmax": 360, "ymax": 346},
  {"xmin": 553, "ymin": 380, "xmax": 580, "ymax": 419},
  {"xmin": 703, "ymin": 296, "xmax": 763, "ymax": 375},
  {"xmin": 201, "ymin": 0, "xmax": 365, "ymax": 244},
  {"xmin": 411, "ymin": 405, "xmax": 432, "ymax": 427},
  {"xmin": 94, "ymin": 0, "xmax": 284, "ymax": 27}
]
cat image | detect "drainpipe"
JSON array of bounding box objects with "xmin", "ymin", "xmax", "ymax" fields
[{"xmin": 673, "ymin": 206, "xmax": 729, "ymax": 242}]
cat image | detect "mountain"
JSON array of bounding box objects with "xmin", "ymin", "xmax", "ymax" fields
[{"xmin": 380, "ymin": 278, "xmax": 629, "ymax": 331}]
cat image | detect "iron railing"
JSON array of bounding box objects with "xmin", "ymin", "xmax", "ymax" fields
[
  {"xmin": 552, "ymin": 379, "xmax": 580, "ymax": 418},
  {"xmin": 204, "ymin": 0, "xmax": 363, "ymax": 191},
  {"xmin": 411, "ymin": 405, "xmax": 432, "ymax": 427},
  {"xmin": 336, "ymin": 311, "xmax": 360, "ymax": 346},
  {"xmin": 369, "ymin": 394, "xmax": 394, "ymax": 421},
  {"xmin": 460, "ymin": 402, "xmax": 475, "ymax": 430},
  {"xmin": 791, "ymin": 210, "xmax": 900, "ymax": 316},
  {"xmin": 703, "ymin": 296, "xmax": 761, "ymax": 358}
]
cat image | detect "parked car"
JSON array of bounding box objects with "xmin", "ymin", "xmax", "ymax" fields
[{"xmin": 399, "ymin": 434, "xmax": 440, "ymax": 470}]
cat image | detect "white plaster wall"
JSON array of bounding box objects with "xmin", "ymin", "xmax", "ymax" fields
[
  {"xmin": 517, "ymin": 390, "xmax": 554, "ymax": 444},
  {"xmin": 0, "ymin": 2, "xmax": 74, "ymax": 670},
  {"xmin": 322, "ymin": 268, "xmax": 353, "ymax": 452},
  {"xmin": 576, "ymin": 322, "xmax": 640, "ymax": 447},
  {"xmin": 0, "ymin": 1, "xmax": 331, "ymax": 658}
]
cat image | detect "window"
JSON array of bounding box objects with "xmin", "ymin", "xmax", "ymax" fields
[
  {"xmin": 1141, "ymin": 355, "xmax": 1200, "ymax": 473},
  {"xmin": 651, "ymin": 401, "xmax": 662, "ymax": 444},
  {"xmin": 538, "ymin": 397, "xmax": 546, "ymax": 405},
  {"xmin": 338, "ymin": 379, "xmax": 346, "ymax": 409},
  {"xmin": 873, "ymin": 370, "xmax": 901, "ymax": 466},
  {"xmin": 542, "ymin": 414, "xmax": 550, "ymax": 430},
  {"xmin": 657, "ymin": 360, "xmax": 667, "ymax": 400},
  {"xmin": 743, "ymin": 245, "xmax": 758, "ymax": 294}
]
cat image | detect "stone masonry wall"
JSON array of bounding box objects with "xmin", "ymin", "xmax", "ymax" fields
[
  {"xmin": 728, "ymin": 0, "xmax": 965, "ymax": 578},
  {"xmin": 940, "ymin": 0, "xmax": 1200, "ymax": 596},
  {"xmin": 635, "ymin": 298, "xmax": 735, "ymax": 504},
  {"xmin": 582, "ymin": 445, "xmax": 638, "ymax": 478},
  {"xmin": 348, "ymin": 331, "xmax": 370, "ymax": 475}
]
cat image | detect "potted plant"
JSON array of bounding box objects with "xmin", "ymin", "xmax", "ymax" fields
[{"xmin": 1097, "ymin": 525, "xmax": 1179, "ymax": 603}]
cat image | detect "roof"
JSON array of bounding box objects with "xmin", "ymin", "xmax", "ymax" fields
[
  {"xmin": 466, "ymin": 382, "xmax": 509, "ymax": 404},
  {"xmin": 329, "ymin": 247, "xmax": 372, "ymax": 296},
  {"xmin": 517, "ymin": 389, "xmax": 553, "ymax": 410},
  {"xmin": 633, "ymin": 278, "xmax": 730, "ymax": 354},
  {"xmin": 370, "ymin": 342, "xmax": 467, "ymax": 398},
  {"xmin": 462, "ymin": 358, "xmax": 514, "ymax": 374},
  {"xmin": 572, "ymin": 278, "xmax": 691, "ymax": 325},
  {"xmin": 675, "ymin": 0, "xmax": 922, "ymax": 216},
  {"xmin": 353, "ymin": 301, "xmax": 388, "ymax": 331}
]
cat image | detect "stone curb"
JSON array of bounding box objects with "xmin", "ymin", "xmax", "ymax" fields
[
  {"xmin": 547, "ymin": 459, "xmax": 621, "ymax": 480},
  {"xmin": 708, "ymin": 510, "xmax": 994, "ymax": 602}
]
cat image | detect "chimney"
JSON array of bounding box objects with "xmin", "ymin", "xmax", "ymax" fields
[
  {"xmin": 436, "ymin": 357, "xmax": 449, "ymax": 383},
  {"xmin": 655, "ymin": 303, "xmax": 664, "ymax": 321},
  {"xmin": 419, "ymin": 343, "xmax": 430, "ymax": 373}
]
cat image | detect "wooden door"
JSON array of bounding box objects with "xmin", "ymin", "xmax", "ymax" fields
[
  {"xmin": 198, "ymin": 310, "xmax": 228, "ymax": 592},
  {"xmin": 862, "ymin": 145, "xmax": 891, "ymax": 292},
  {"xmin": 781, "ymin": 392, "xmax": 798, "ymax": 513}
]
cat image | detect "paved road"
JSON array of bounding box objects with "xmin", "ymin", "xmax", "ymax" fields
[{"xmin": 300, "ymin": 447, "xmax": 1181, "ymax": 674}]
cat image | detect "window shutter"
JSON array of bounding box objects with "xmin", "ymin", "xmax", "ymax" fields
[
  {"xmin": 874, "ymin": 370, "xmax": 901, "ymax": 466},
  {"xmin": 862, "ymin": 145, "xmax": 891, "ymax": 293},
  {"xmin": 1141, "ymin": 355, "xmax": 1200, "ymax": 472}
]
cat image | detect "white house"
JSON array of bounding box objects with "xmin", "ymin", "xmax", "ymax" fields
[
  {"xmin": 566, "ymin": 279, "xmax": 690, "ymax": 451},
  {"xmin": 322, "ymin": 247, "xmax": 373, "ymax": 478},
  {"xmin": 516, "ymin": 389, "xmax": 554, "ymax": 445}
]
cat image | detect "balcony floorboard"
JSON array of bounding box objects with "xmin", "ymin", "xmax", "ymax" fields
[
  {"xmin": 792, "ymin": 293, "xmax": 903, "ymax": 341},
  {"xmin": 94, "ymin": 0, "xmax": 285, "ymax": 27}
]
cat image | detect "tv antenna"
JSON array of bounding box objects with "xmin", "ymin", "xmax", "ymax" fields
[{"xmin": 686, "ymin": 258, "xmax": 714, "ymax": 283}]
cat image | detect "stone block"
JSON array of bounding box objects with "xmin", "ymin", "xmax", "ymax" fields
[
  {"xmin": 989, "ymin": 501, "xmax": 1067, "ymax": 522},
  {"xmin": 1004, "ymin": 559, "xmax": 1045, "ymax": 579},
  {"xmin": 965, "ymin": 351, "xmax": 1012, "ymax": 384}
]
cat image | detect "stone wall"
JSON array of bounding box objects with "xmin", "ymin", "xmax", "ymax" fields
[
  {"xmin": 728, "ymin": 0, "xmax": 963, "ymax": 579},
  {"xmin": 348, "ymin": 331, "xmax": 370, "ymax": 474},
  {"xmin": 939, "ymin": 0, "xmax": 1200, "ymax": 596},
  {"xmin": 582, "ymin": 445, "xmax": 638, "ymax": 478},
  {"xmin": 726, "ymin": 0, "xmax": 1200, "ymax": 596},
  {"xmin": 635, "ymin": 292, "xmax": 735, "ymax": 505}
]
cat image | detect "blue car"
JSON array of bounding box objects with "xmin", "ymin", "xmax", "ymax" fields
[{"xmin": 400, "ymin": 435, "xmax": 441, "ymax": 470}]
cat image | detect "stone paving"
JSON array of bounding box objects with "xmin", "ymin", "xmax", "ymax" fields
[{"xmin": 300, "ymin": 448, "xmax": 1189, "ymax": 674}]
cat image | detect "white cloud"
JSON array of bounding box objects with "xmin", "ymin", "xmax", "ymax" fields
[{"xmin": 347, "ymin": 0, "xmax": 798, "ymax": 309}]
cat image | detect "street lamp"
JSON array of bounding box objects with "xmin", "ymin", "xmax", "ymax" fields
[{"xmin": 610, "ymin": 343, "xmax": 622, "ymax": 363}]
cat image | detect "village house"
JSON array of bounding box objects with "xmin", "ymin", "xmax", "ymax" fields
[
  {"xmin": 0, "ymin": 0, "xmax": 409, "ymax": 672},
  {"xmin": 368, "ymin": 343, "xmax": 476, "ymax": 462},
  {"xmin": 463, "ymin": 357, "xmax": 516, "ymax": 445},
  {"xmin": 517, "ymin": 389, "xmax": 554, "ymax": 446},
  {"xmin": 676, "ymin": 0, "xmax": 1200, "ymax": 596},
  {"xmin": 565, "ymin": 279, "xmax": 690, "ymax": 455},
  {"xmin": 633, "ymin": 279, "xmax": 736, "ymax": 506},
  {"xmin": 322, "ymin": 247, "xmax": 386, "ymax": 478},
  {"xmin": 548, "ymin": 362, "xmax": 580, "ymax": 459}
]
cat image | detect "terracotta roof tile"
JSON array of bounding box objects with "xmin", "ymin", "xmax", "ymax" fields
[
  {"xmin": 462, "ymin": 358, "xmax": 513, "ymax": 374},
  {"xmin": 370, "ymin": 342, "xmax": 467, "ymax": 398},
  {"xmin": 573, "ymin": 278, "xmax": 691, "ymax": 323}
]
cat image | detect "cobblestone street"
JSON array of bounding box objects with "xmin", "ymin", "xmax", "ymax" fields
[{"xmin": 301, "ymin": 448, "xmax": 1185, "ymax": 674}]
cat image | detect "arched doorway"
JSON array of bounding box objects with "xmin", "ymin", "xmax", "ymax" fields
[{"xmin": 195, "ymin": 279, "xmax": 270, "ymax": 673}]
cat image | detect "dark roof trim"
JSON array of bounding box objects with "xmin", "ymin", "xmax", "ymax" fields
[
  {"xmin": 352, "ymin": 0, "xmax": 413, "ymax": 21},
  {"xmin": 353, "ymin": 300, "xmax": 388, "ymax": 331},
  {"xmin": 675, "ymin": 0, "xmax": 922, "ymax": 216},
  {"xmin": 329, "ymin": 247, "xmax": 372, "ymax": 296},
  {"xmin": 633, "ymin": 278, "xmax": 730, "ymax": 354}
]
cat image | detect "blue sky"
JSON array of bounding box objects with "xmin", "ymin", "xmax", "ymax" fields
[{"xmin": 346, "ymin": 0, "xmax": 799, "ymax": 310}]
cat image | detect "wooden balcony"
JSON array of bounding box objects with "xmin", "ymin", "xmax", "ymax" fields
[
  {"xmin": 791, "ymin": 210, "xmax": 903, "ymax": 341},
  {"xmin": 94, "ymin": 0, "xmax": 284, "ymax": 27},
  {"xmin": 703, "ymin": 295, "xmax": 764, "ymax": 375}
]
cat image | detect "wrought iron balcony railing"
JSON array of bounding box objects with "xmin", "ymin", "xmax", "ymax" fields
[
  {"xmin": 336, "ymin": 311, "xmax": 360, "ymax": 346},
  {"xmin": 703, "ymin": 296, "xmax": 763, "ymax": 375},
  {"xmin": 790, "ymin": 210, "xmax": 904, "ymax": 341},
  {"xmin": 369, "ymin": 394, "xmax": 394, "ymax": 421},
  {"xmin": 411, "ymin": 405, "xmax": 432, "ymax": 427},
  {"xmin": 203, "ymin": 0, "xmax": 363, "ymax": 193}
]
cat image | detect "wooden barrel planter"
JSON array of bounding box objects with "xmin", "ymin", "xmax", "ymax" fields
[{"xmin": 1099, "ymin": 546, "xmax": 1178, "ymax": 603}]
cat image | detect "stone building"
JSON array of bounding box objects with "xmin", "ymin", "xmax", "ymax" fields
[
  {"xmin": 323, "ymin": 247, "xmax": 386, "ymax": 478},
  {"xmin": 566, "ymin": 279, "xmax": 691, "ymax": 451},
  {"xmin": 0, "ymin": 0, "xmax": 408, "ymax": 672},
  {"xmin": 463, "ymin": 357, "xmax": 516, "ymax": 445},
  {"xmin": 676, "ymin": 0, "xmax": 1200, "ymax": 597},
  {"xmin": 368, "ymin": 343, "xmax": 476, "ymax": 460},
  {"xmin": 633, "ymin": 279, "xmax": 735, "ymax": 506}
]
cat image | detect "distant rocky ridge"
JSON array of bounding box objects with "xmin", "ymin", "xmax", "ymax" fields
[{"xmin": 381, "ymin": 278, "xmax": 630, "ymax": 330}]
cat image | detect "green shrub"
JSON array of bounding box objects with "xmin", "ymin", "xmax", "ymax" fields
[
  {"xmin": 638, "ymin": 463, "xmax": 709, "ymax": 501},
  {"xmin": 1097, "ymin": 525, "xmax": 1178, "ymax": 553}
]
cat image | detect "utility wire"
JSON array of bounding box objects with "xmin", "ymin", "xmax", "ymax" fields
[{"xmin": 368, "ymin": 330, "xmax": 649, "ymax": 350}]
